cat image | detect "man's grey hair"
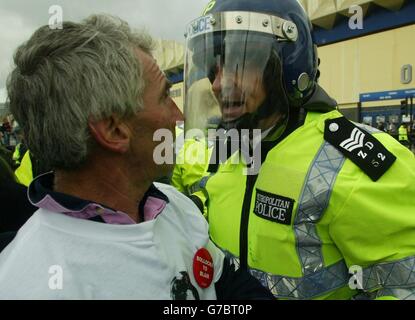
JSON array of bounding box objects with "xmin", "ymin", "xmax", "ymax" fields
[{"xmin": 7, "ymin": 14, "xmax": 155, "ymax": 170}]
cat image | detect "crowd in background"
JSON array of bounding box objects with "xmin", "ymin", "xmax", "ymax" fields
[
  {"xmin": 375, "ymin": 120, "xmax": 415, "ymax": 151},
  {"xmin": 0, "ymin": 114, "xmax": 23, "ymax": 150}
]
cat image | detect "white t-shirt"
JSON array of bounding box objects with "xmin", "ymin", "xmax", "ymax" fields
[{"xmin": 0, "ymin": 183, "xmax": 224, "ymax": 299}]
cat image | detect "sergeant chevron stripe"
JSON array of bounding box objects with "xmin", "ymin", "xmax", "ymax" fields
[{"xmin": 340, "ymin": 128, "xmax": 365, "ymax": 152}]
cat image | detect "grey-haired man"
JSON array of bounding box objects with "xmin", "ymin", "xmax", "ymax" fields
[{"xmin": 0, "ymin": 15, "xmax": 272, "ymax": 300}]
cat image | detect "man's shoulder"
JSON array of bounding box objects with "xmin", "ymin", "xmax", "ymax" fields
[
  {"xmin": 154, "ymin": 182, "xmax": 194, "ymax": 205},
  {"xmin": 154, "ymin": 182, "xmax": 209, "ymax": 236},
  {"xmin": 0, "ymin": 209, "xmax": 45, "ymax": 268}
]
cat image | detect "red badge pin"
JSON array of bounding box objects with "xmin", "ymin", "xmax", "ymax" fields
[{"xmin": 193, "ymin": 248, "xmax": 214, "ymax": 288}]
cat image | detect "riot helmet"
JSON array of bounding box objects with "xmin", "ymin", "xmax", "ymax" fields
[{"xmin": 183, "ymin": 0, "xmax": 318, "ymax": 140}]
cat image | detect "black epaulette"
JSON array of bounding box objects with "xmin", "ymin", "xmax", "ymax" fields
[{"xmin": 324, "ymin": 117, "xmax": 396, "ymax": 182}]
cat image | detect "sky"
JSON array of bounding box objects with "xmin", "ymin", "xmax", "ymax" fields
[{"xmin": 0, "ymin": 0, "xmax": 209, "ymax": 102}]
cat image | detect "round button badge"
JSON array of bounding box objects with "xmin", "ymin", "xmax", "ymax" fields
[{"xmin": 193, "ymin": 248, "xmax": 214, "ymax": 288}]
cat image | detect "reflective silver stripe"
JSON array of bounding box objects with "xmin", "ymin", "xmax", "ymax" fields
[
  {"xmin": 223, "ymin": 250, "xmax": 350, "ymax": 299},
  {"xmin": 362, "ymin": 256, "xmax": 415, "ymax": 292},
  {"xmin": 352, "ymin": 256, "xmax": 415, "ymax": 300},
  {"xmin": 375, "ymin": 288, "xmax": 415, "ymax": 300},
  {"xmin": 354, "ymin": 122, "xmax": 381, "ymax": 134},
  {"xmin": 294, "ymin": 142, "xmax": 346, "ymax": 275}
]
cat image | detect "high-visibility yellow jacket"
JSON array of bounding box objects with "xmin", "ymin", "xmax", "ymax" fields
[
  {"xmin": 12, "ymin": 143, "xmax": 22, "ymax": 166},
  {"xmin": 399, "ymin": 125, "xmax": 409, "ymax": 142},
  {"xmin": 175, "ymin": 110, "xmax": 415, "ymax": 300},
  {"xmin": 172, "ymin": 137, "xmax": 212, "ymax": 195},
  {"xmin": 15, "ymin": 151, "xmax": 33, "ymax": 187}
]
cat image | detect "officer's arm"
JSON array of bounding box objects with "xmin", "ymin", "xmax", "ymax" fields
[
  {"xmin": 171, "ymin": 163, "xmax": 186, "ymax": 193},
  {"xmin": 329, "ymin": 132, "xmax": 415, "ymax": 300}
]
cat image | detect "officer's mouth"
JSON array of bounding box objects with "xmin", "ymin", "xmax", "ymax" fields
[{"xmin": 221, "ymin": 101, "xmax": 245, "ymax": 121}]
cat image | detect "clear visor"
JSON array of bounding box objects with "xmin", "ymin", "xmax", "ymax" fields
[{"xmin": 184, "ymin": 12, "xmax": 294, "ymax": 141}]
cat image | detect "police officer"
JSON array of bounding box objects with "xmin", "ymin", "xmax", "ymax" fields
[
  {"xmin": 398, "ymin": 123, "xmax": 410, "ymax": 148},
  {"xmin": 179, "ymin": 0, "xmax": 415, "ymax": 299}
]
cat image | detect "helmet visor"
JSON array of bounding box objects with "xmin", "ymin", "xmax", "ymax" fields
[{"xmin": 184, "ymin": 12, "xmax": 293, "ymax": 140}]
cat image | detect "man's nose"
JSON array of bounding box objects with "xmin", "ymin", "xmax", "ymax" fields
[
  {"xmin": 211, "ymin": 67, "xmax": 223, "ymax": 96},
  {"xmin": 171, "ymin": 99, "xmax": 184, "ymax": 123}
]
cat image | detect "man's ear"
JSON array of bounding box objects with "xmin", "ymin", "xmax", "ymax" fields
[{"xmin": 88, "ymin": 115, "xmax": 130, "ymax": 153}]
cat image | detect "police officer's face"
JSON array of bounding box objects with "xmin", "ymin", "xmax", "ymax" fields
[{"xmin": 211, "ymin": 62, "xmax": 266, "ymax": 123}]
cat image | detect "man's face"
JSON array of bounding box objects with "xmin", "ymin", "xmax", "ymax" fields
[
  {"xmin": 126, "ymin": 49, "xmax": 183, "ymax": 179},
  {"xmin": 211, "ymin": 61, "xmax": 267, "ymax": 124}
]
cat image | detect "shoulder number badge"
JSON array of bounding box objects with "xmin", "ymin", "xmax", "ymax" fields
[{"xmin": 324, "ymin": 117, "xmax": 396, "ymax": 181}]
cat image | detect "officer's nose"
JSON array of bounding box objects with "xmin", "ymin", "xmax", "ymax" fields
[{"xmin": 212, "ymin": 66, "xmax": 240, "ymax": 97}]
